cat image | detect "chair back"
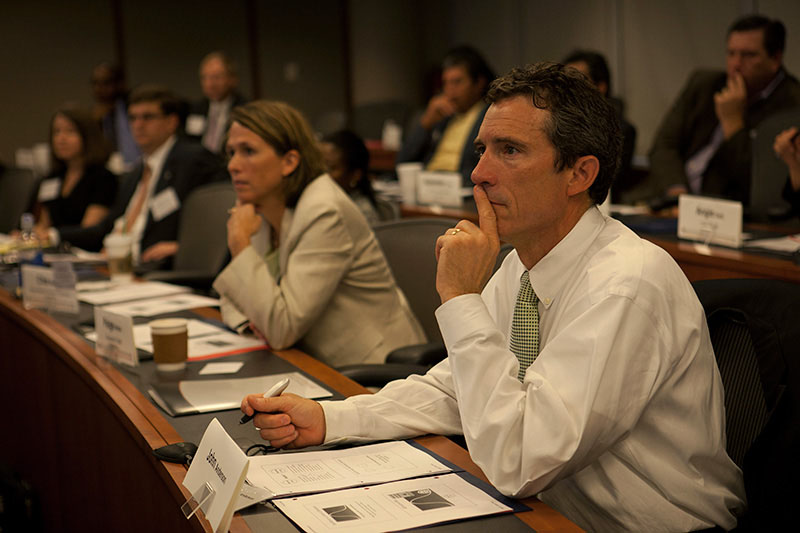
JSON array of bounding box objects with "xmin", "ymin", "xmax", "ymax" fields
[
  {"xmin": 0, "ymin": 167, "xmax": 38, "ymax": 233},
  {"xmin": 693, "ymin": 278, "xmax": 800, "ymax": 529},
  {"xmin": 173, "ymin": 181, "xmax": 236, "ymax": 273},
  {"xmin": 373, "ymin": 197, "xmax": 399, "ymax": 223},
  {"xmin": 373, "ymin": 218, "xmax": 459, "ymax": 343},
  {"xmin": 750, "ymin": 107, "xmax": 800, "ymax": 221}
]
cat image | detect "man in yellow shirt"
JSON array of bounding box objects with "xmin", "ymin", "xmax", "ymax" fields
[{"xmin": 397, "ymin": 46, "xmax": 494, "ymax": 186}]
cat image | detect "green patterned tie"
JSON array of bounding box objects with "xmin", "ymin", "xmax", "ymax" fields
[{"xmin": 509, "ymin": 270, "xmax": 539, "ymax": 382}]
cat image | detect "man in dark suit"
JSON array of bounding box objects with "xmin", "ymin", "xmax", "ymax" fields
[
  {"xmin": 59, "ymin": 85, "xmax": 227, "ymax": 268},
  {"xmin": 185, "ymin": 52, "xmax": 247, "ymax": 154},
  {"xmin": 563, "ymin": 50, "xmax": 639, "ymax": 204},
  {"xmin": 647, "ymin": 15, "xmax": 800, "ymax": 206},
  {"xmin": 397, "ymin": 46, "xmax": 494, "ymax": 186}
]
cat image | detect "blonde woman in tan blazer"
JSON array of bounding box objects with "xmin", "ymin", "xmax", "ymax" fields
[{"xmin": 213, "ymin": 101, "xmax": 425, "ymax": 367}]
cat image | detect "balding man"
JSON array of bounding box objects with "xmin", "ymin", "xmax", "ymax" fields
[{"xmin": 186, "ymin": 51, "xmax": 247, "ymax": 154}]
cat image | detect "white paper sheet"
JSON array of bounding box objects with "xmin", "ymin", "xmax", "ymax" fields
[
  {"xmin": 100, "ymin": 293, "xmax": 220, "ymax": 316},
  {"xmin": 86, "ymin": 319, "xmax": 264, "ymax": 359},
  {"xmin": 273, "ymin": 473, "xmax": 511, "ymax": 533},
  {"xmin": 77, "ymin": 280, "xmax": 189, "ymax": 305},
  {"xmin": 745, "ymin": 234, "xmax": 800, "ymax": 253},
  {"xmin": 247, "ymin": 441, "xmax": 451, "ymax": 499},
  {"xmin": 179, "ymin": 372, "xmax": 332, "ymax": 413}
]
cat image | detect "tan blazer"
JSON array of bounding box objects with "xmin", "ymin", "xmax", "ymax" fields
[{"xmin": 214, "ymin": 174, "xmax": 426, "ymax": 367}]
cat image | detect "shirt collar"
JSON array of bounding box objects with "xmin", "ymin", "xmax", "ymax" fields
[
  {"xmin": 757, "ymin": 69, "xmax": 785, "ymax": 101},
  {"xmin": 528, "ymin": 206, "xmax": 606, "ymax": 310},
  {"xmin": 143, "ymin": 134, "xmax": 177, "ymax": 177}
]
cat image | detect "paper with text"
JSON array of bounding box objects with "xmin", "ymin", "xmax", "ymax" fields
[
  {"xmin": 273, "ymin": 473, "xmax": 511, "ymax": 533},
  {"xmin": 247, "ymin": 441, "xmax": 451, "ymax": 499}
]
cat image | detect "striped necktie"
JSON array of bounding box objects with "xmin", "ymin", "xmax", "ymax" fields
[{"xmin": 509, "ymin": 270, "xmax": 539, "ymax": 382}]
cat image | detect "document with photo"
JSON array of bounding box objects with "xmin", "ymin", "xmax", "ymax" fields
[
  {"xmin": 247, "ymin": 441, "xmax": 451, "ymax": 498},
  {"xmin": 272, "ymin": 473, "xmax": 512, "ymax": 533}
]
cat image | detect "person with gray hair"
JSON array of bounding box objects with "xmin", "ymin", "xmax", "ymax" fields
[{"xmin": 241, "ymin": 64, "xmax": 745, "ymax": 531}]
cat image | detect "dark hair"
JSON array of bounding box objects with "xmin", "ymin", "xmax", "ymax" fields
[
  {"xmin": 49, "ymin": 105, "xmax": 111, "ymax": 173},
  {"xmin": 230, "ymin": 101, "xmax": 326, "ymax": 208},
  {"xmin": 442, "ymin": 45, "xmax": 495, "ymax": 89},
  {"xmin": 128, "ymin": 84, "xmax": 186, "ymax": 123},
  {"xmin": 729, "ymin": 15, "xmax": 785, "ymax": 57},
  {"xmin": 486, "ymin": 62, "xmax": 622, "ymax": 205},
  {"xmin": 562, "ymin": 50, "xmax": 611, "ymax": 95},
  {"xmin": 322, "ymin": 130, "xmax": 376, "ymax": 206}
]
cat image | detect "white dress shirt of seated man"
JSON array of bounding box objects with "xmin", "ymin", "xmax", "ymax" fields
[
  {"xmin": 124, "ymin": 99, "xmax": 181, "ymax": 263},
  {"xmin": 238, "ymin": 63, "xmax": 744, "ymax": 531}
]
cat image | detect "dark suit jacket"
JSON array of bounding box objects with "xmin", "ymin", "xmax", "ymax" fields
[
  {"xmin": 397, "ymin": 103, "xmax": 488, "ymax": 186},
  {"xmin": 186, "ymin": 92, "xmax": 248, "ymax": 146},
  {"xmin": 648, "ymin": 69, "xmax": 800, "ymax": 205},
  {"xmin": 59, "ymin": 137, "xmax": 228, "ymax": 264}
]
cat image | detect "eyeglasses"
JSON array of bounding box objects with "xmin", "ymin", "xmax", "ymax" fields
[{"xmin": 128, "ymin": 112, "xmax": 166, "ymax": 122}]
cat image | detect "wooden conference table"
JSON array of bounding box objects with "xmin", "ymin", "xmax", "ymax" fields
[
  {"xmin": 0, "ymin": 286, "xmax": 581, "ymax": 532},
  {"xmin": 400, "ymin": 202, "xmax": 800, "ymax": 284}
]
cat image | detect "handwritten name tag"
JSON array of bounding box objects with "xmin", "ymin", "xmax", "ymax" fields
[
  {"xmin": 416, "ymin": 171, "xmax": 463, "ymax": 207},
  {"xmin": 183, "ymin": 418, "xmax": 249, "ymax": 533},
  {"xmin": 678, "ymin": 194, "xmax": 743, "ymax": 248},
  {"xmin": 94, "ymin": 307, "xmax": 137, "ymax": 366},
  {"xmin": 150, "ymin": 186, "xmax": 181, "ymax": 222},
  {"xmin": 186, "ymin": 114, "xmax": 207, "ymax": 136}
]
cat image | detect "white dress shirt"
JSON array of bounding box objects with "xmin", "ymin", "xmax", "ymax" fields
[
  {"xmin": 322, "ymin": 206, "xmax": 745, "ymax": 532},
  {"xmin": 114, "ymin": 135, "xmax": 176, "ymax": 262}
]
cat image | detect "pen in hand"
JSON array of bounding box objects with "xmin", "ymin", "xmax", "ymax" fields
[{"xmin": 240, "ymin": 377, "xmax": 291, "ymax": 424}]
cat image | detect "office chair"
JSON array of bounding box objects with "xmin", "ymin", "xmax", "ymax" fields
[
  {"xmin": 749, "ymin": 108, "xmax": 800, "ymax": 222},
  {"xmin": 143, "ymin": 181, "xmax": 236, "ymax": 291},
  {"xmin": 373, "ymin": 196, "xmax": 399, "ymax": 223},
  {"xmin": 339, "ymin": 218, "xmax": 515, "ymax": 387},
  {"xmin": 692, "ymin": 278, "xmax": 800, "ymax": 531},
  {"xmin": 0, "ymin": 166, "xmax": 38, "ymax": 233}
]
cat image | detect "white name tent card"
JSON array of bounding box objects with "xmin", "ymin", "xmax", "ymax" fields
[
  {"xmin": 93, "ymin": 306, "xmax": 138, "ymax": 367},
  {"xmin": 21, "ymin": 263, "xmax": 79, "ymax": 314},
  {"xmin": 416, "ymin": 171, "xmax": 464, "ymax": 207},
  {"xmin": 678, "ymin": 194, "xmax": 743, "ymax": 248},
  {"xmin": 182, "ymin": 418, "xmax": 249, "ymax": 533}
]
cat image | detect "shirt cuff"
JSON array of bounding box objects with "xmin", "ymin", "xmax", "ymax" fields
[
  {"xmin": 320, "ymin": 400, "xmax": 363, "ymax": 444},
  {"xmin": 435, "ymin": 293, "xmax": 493, "ymax": 348}
]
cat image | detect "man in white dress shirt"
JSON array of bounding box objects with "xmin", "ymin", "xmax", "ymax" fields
[{"xmin": 242, "ymin": 63, "xmax": 746, "ymax": 531}]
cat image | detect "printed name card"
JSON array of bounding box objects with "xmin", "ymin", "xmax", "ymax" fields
[
  {"xmin": 93, "ymin": 307, "xmax": 137, "ymax": 367},
  {"xmin": 678, "ymin": 194, "xmax": 743, "ymax": 248},
  {"xmin": 183, "ymin": 418, "xmax": 249, "ymax": 533},
  {"xmin": 21, "ymin": 263, "xmax": 79, "ymax": 314},
  {"xmin": 416, "ymin": 171, "xmax": 464, "ymax": 208}
]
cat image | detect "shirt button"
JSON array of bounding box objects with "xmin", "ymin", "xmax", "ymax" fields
[{"xmin": 544, "ymin": 297, "xmax": 552, "ymax": 305}]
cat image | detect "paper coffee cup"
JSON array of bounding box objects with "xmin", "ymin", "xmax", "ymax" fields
[
  {"xmin": 103, "ymin": 233, "xmax": 133, "ymax": 282},
  {"xmin": 150, "ymin": 318, "xmax": 188, "ymax": 371},
  {"xmin": 396, "ymin": 162, "xmax": 423, "ymax": 205}
]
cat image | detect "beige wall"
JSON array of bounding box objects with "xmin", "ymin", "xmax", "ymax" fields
[{"xmin": 3, "ymin": 1, "xmax": 800, "ymax": 164}]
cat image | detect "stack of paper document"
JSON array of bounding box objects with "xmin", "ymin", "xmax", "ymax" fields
[{"xmin": 244, "ymin": 441, "xmax": 513, "ymax": 533}]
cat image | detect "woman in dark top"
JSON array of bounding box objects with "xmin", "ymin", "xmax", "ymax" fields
[{"xmin": 33, "ymin": 106, "xmax": 117, "ymax": 240}]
